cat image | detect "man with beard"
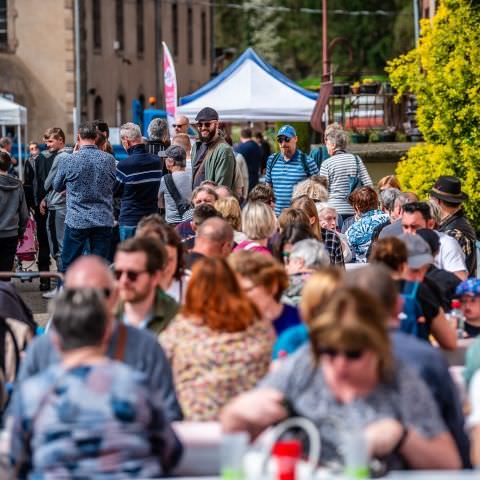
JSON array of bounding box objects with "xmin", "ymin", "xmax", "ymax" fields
[
  {"xmin": 114, "ymin": 236, "xmax": 178, "ymax": 334},
  {"xmin": 191, "ymin": 107, "xmax": 235, "ymax": 190}
]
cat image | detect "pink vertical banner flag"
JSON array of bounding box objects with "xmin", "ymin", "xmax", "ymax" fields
[{"xmin": 163, "ymin": 41, "xmax": 177, "ymax": 135}]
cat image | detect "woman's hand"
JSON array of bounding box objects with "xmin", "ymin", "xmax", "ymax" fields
[
  {"xmin": 364, "ymin": 418, "xmax": 405, "ymax": 458},
  {"xmin": 220, "ymin": 388, "xmax": 288, "ymax": 439}
]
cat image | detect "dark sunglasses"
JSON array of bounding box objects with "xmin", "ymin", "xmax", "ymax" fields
[
  {"xmin": 196, "ymin": 121, "xmax": 214, "ymax": 129},
  {"xmin": 317, "ymin": 346, "xmax": 364, "ymax": 360},
  {"xmin": 173, "ymin": 123, "xmax": 187, "ymax": 128},
  {"xmin": 277, "ymin": 136, "xmax": 291, "ymax": 144},
  {"xmin": 114, "ymin": 269, "xmax": 148, "ymax": 282}
]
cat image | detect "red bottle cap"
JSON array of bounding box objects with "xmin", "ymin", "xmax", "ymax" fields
[
  {"xmin": 272, "ymin": 440, "xmax": 302, "ymax": 458},
  {"xmin": 451, "ymin": 299, "xmax": 461, "ymax": 309}
]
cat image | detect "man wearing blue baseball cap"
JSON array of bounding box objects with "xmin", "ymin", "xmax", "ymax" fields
[{"xmin": 264, "ymin": 125, "xmax": 319, "ymax": 215}]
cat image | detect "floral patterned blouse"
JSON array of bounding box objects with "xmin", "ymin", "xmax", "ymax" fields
[{"xmin": 159, "ymin": 315, "xmax": 275, "ymax": 421}]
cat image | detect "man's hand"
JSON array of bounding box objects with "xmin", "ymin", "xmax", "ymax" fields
[
  {"xmin": 39, "ymin": 198, "xmax": 47, "ymax": 215},
  {"xmin": 220, "ymin": 388, "xmax": 288, "ymax": 439}
]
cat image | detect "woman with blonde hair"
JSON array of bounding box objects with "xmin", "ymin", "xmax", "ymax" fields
[
  {"xmin": 215, "ymin": 195, "xmax": 247, "ymax": 245},
  {"xmin": 222, "ymin": 287, "xmax": 461, "ymax": 470},
  {"xmin": 159, "ymin": 257, "xmax": 274, "ymax": 421},
  {"xmin": 234, "ymin": 201, "xmax": 276, "ymax": 255},
  {"xmin": 292, "ymin": 175, "xmax": 329, "ymax": 203},
  {"xmin": 378, "ymin": 174, "xmax": 401, "ymax": 191},
  {"xmin": 273, "ymin": 267, "xmax": 344, "ymax": 358}
]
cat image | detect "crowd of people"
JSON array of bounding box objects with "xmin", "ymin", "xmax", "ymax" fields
[{"xmin": 0, "ymin": 106, "xmax": 480, "ymax": 477}]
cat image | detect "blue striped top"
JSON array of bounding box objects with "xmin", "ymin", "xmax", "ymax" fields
[{"xmin": 265, "ymin": 150, "xmax": 319, "ymax": 215}]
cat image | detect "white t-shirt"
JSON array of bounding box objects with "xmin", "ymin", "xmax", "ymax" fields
[{"xmin": 436, "ymin": 232, "xmax": 467, "ymax": 274}]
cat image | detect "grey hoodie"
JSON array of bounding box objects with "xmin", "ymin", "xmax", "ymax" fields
[
  {"xmin": 44, "ymin": 149, "xmax": 71, "ymax": 209},
  {"xmin": 0, "ymin": 173, "xmax": 28, "ymax": 238}
]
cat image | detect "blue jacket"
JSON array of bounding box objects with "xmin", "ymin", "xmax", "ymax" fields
[{"xmin": 114, "ymin": 143, "xmax": 162, "ymax": 226}]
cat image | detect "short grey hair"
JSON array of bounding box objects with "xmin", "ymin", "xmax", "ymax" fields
[
  {"xmin": 290, "ymin": 239, "xmax": 330, "ymax": 269},
  {"xmin": 147, "ymin": 118, "xmax": 169, "ymax": 142},
  {"xmin": 427, "ymin": 200, "xmax": 442, "ymax": 226},
  {"xmin": 394, "ymin": 192, "xmax": 418, "ymax": 210},
  {"xmin": 316, "ymin": 202, "xmax": 337, "ymax": 217},
  {"xmin": 380, "ymin": 188, "xmax": 401, "ymax": 213},
  {"xmin": 120, "ymin": 122, "xmax": 142, "ymax": 142},
  {"xmin": 324, "ymin": 124, "xmax": 347, "ymax": 150}
]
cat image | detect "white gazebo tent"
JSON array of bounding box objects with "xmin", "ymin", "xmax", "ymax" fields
[
  {"xmin": 177, "ymin": 48, "xmax": 317, "ymax": 122},
  {"xmin": 0, "ymin": 96, "xmax": 27, "ymax": 180}
]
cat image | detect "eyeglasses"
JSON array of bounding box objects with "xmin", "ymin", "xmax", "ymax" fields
[
  {"xmin": 173, "ymin": 123, "xmax": 187, "ymax": 128},
  {"xmin": 317, "ymin": 346, "xmax": 365, "ymax": 360},
  {"xmin": 196, "ymin": 121, "xmax": 215, "ymax": 129},
  {"xmin": 113, "ymin": 269, "xmax": 149, "ymax": 282},
  {"xmin": 277, "ymin": 136, "xmax": 291, "ymax": 144}
]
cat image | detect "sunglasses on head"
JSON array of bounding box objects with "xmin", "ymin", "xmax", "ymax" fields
[
  {"xmin": 114, "ymin": 269, "xmax": 148, "ymax": 282},
  {"xmin": 317, "ymin": 346, "xmax": 364, "ymax": 360},
  {"xmin": 196, "ymin": 121, "xmax": 215, "ymax": 129},
  {"xmin": 277, "ymin": 136, "xmax": 291, "ymax": 144}
]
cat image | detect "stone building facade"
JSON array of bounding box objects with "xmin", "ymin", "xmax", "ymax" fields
[{"xmin": 0, "ymin": 0, "xmax": 213, "ymax": 141}]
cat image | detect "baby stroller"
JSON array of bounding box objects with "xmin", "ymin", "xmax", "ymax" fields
[{"xmin": 15, "ymin": 214, "xmax": 38, "ymax": 274}]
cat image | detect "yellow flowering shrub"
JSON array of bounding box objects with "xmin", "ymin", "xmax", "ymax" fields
[{"xmin": 386, "ymin": 0, "xmax": 480, "ymax": 227}]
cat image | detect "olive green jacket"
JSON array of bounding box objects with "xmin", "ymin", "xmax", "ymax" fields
[
  {"xmin": 115, "ymin": 288, "xmax": 179, "ymax": 335},
  {"xmin": 191, "ymin": 135, "xmax": 236, "ymax": 189}
]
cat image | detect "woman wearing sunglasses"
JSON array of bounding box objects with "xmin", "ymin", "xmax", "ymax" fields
[{"xmin": 221, "ymin": 287, "xmax": 461, "ymax": 471}]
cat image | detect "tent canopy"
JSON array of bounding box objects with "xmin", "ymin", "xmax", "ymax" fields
[
  {"xmin": 177, "ymin": 48, "xmax": 317, "ymax": 122},
  {"xmin": 0, "ymin": 96, "xmax": 27, "ymax": 126}
]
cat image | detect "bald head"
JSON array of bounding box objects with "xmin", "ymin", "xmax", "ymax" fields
[
  {"xmin": 198, "ymin": 217, "xmax": 233, "ymax": 243},
  {"xmin": 194, "ymin": 217, "xmax": 233, "ymax": 258},
  {"xmin": 65, "ymin": 256, "xmax": 114, "ymax": 290},
  {"xmin": 174, "ymin": 115, "xmax": 190, "ymax": 135}
]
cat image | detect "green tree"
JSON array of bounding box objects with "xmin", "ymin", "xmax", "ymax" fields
[{"xmin": 387, "ymin": 0, "xmax": 480, "ymax": 227}]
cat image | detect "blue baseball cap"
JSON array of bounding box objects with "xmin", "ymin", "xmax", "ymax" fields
[
  {"xmin": 456, "ymin": 279, "xmax": 480, "ymax": 297},
  {"xmin": 276, "ymin": 125, "xmax": 297, "ymax": 139}
]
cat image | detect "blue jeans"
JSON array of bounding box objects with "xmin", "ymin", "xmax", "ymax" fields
[
  {"xmin": 119, "ymin": 225, "xmax": 136, "ymax": 241},
  {"xmin": 61, "ymin": 225, "xmax": 113, "ymax": 273}
]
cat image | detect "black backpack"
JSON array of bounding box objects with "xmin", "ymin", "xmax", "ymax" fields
[{"xmin": 164, "ymin": 174, "xmax": 191, "ymax": 217}]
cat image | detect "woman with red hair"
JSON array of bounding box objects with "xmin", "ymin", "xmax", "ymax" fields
[{"xmin": 158, "ymin": 257, "xmax": 275, "ymax": 420}]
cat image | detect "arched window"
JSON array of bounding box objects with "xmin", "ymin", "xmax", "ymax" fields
[
  {"xmin": 136, "ymin": 0, "xmax": 144, "ymax": 54},
  {"xmin": 201, "ymin": 11, "xmax": 207, "ymax": 64},
  {"xmin": 187, "ymin": 7, "xmax": 193, "ymax": 65},
  {"xmin": 115, "ymin": 0, "xmax": 124, "ymax": 50},
  {"xmin": 116, "ymin": 95, "xmax": 125, "ymax": 126},
  {"xmin": 92, "ymin": 0, "xmax": 101, "ymax": 49},
  {"xmin": 94, "ymin": 96, "xmax": 103, "ymax": 120}
]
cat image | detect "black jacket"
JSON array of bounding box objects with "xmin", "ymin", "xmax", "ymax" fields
[
  {"xmin": 33, "ymin": 152, "xmax": 55, "ymax": 206},
  {"xmin": 438, "ymin": 209, "xmax": 477, "ymax": 277}
]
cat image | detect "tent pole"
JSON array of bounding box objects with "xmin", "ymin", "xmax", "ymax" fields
[
  {"xmin": 1, "ymin": 125, "xmax": 5, "ymax": 137},
  {"xmin": 18, "ymin": 125, "xmax": 23, "ymax": 182}
]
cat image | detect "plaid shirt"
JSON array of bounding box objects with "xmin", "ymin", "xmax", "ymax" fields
[{"xmin": 321, "ymin": 227, "xmax": 345, "ymax": 267}]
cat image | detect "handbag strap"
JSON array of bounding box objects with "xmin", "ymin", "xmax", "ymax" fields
[
  {"xmin": 113, "ymin": 323, "xmax": 127, "ymax": 361},
  {"xmin": 164, "ymin": 174, "xmax": 187, "ymax": 214}
]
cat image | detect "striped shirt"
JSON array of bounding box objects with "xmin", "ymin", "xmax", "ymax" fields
[
  {"xmin": 265, "ymin": 150, "xmax": 319, "ymax": 215},
  {"xmin": 319, "ymin": 151, "xmax": 372, "ymax": 215}
]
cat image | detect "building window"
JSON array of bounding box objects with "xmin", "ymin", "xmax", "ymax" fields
[
  {"xmin": 0, "ymin": 0, "xmax": 7, "ymax": 49},
  {"xmin": 115, "ymin": 0, "xmax": 124, "ymax": 51},
  {"xmin": 94, "ymin": 96, "xmax": 103, "ymax": 120},
  {"xmin": 116, "ymin": 95, "xmax": 125, "ymax": 126},
  {"xmin": 172, "ymin": 2, "xmax": 178, "ymax": 57},
  {"xmin": 136, "ymin": 0, "xmax": 144, "ymax": 55},
  {"xmin": 201, "ymin": 11, "xmax": 207, "ymax": 64},
  {"xmin": 92, "ymin": 0, "xmax": 101, "ymax": 50},
  {"xmin": 187, "ymin": 7, "xmax": 193, "ymax": 65}
]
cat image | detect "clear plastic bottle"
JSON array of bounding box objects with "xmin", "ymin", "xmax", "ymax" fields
[{"xmin": 450, "ymin": 299, "xmax": 466, "ymax": 339}]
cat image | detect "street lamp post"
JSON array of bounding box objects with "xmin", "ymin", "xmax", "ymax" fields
[
  {"xmin": 74, "ymin": 0, "xmax": 81, "ymax": 138},
  {"xmin": 322, "ymin": 0, "xmax": 329, "ymax": 82}
]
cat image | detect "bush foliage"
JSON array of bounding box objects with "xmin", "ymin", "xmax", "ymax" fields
[{"xmin": 386, "ymin": 0, "xmax": 480, "ymax": 227}]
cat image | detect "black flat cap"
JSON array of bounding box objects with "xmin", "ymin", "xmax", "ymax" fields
[{"xmin": 195, "ymin": 107, "xmax": 219, "ymax": 122}]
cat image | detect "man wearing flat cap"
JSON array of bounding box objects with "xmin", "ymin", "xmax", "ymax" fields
[
  {"xmin": 429, "ymin": 175, "xmax": 477, "ymax": 277},
  {"xmin": 191, "ymin": 107, "xmax": 235, "ymax": 190}
]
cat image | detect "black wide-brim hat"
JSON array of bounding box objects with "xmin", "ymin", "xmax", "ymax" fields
[{"xmin": 428, "ymin": 175, "xmax": 468, "ymax": 204}]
